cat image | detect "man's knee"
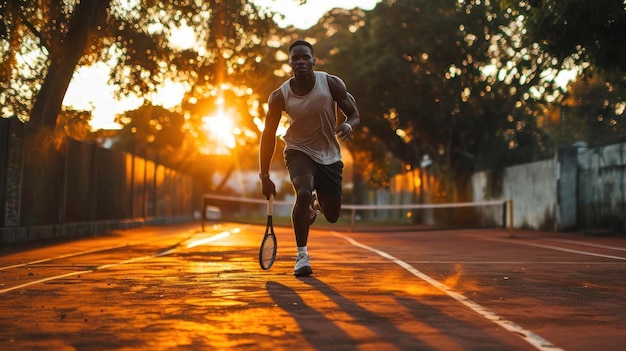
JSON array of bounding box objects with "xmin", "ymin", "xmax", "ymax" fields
[{"xmin": 295, "ymin": 188, "xmax": 314, "ymax": 205}]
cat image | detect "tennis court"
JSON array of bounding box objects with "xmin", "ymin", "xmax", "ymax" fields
[{"xmin": 1, "ymin": 218, "xmax": 625, "ymax": 350}]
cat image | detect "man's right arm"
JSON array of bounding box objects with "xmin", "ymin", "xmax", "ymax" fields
[{"xmin": 259, "ymin": 89, "xmax": 284, "ymax": 176}]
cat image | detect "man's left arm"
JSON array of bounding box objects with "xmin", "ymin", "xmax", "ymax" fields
[{"xmin": 328, "ymin": 75, "xmax": 360, "ymax": 141}]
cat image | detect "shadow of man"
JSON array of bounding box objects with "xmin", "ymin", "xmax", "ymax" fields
[
  {"xmin": 266, "ymin": 281, "xmax": 356, "ymax": 350},
  {"xmin": 297, "ymin": 276, "xmax": 436, "ymax": 350},
  {"xmin": 268, "ymin": 278, "xmax": 436, "ymax": 350}
]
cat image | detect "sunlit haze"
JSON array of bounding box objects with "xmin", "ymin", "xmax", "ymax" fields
[
  {"xmin": 200, "ymin": 96, "xmax": 238, "ymax": 155},
  {"xmin": 63, "ymin": 63, "xmax": 143, "ymax": 130},
  {"xmin": 63, "ymin": 0, "xmax": 381, "ymax": 131},
  {"xmin": 253, "ymin": 0, "xmax": 380, "ymax": 29}
]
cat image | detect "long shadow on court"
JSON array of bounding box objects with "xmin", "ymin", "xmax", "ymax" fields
[
  {"xmin": 294, "ymin": 277, "xmax": 436, "ymax": 350},
  {"xmin": 393, "ymin": 295, "xmax": 527, "ymax": 349},
  {"xmin": 266, "ymin": 281, "xmax": 356, "ymax": 351}
]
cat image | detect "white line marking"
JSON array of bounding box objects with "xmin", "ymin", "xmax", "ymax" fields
[
  {"xmin": 488, "ymin": 239, "xmax": 626, "ymax": 261},
  {"xmin": 0, "ymin": 244, "xmax": 131, "ymax": 271},
  {"xmin": 0, "ymin": 229, "xmax": 202, "ymax": 272},
  {"xmin": 332, "ymin": 232, "xmax": 563, "ymax": 351},
  {"xmin": 318, "ymin": 260, "xmax": 625, "ymax": 265},
  {"xmin": 186, "ymin": 231, "xmax": 232, "ymax": 248},
  {"xmin": 0, "ymin": 229, "xmax": 239, "ymax": 295},
  {"xmin": 0, "ymin": 270, "xmax": 93, "ymax": 294},
  {"xmin": 546, "ymin": 238, "xmax": 626, "ymax": 252}
]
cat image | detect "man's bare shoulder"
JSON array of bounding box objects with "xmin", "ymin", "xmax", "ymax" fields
[
  {"xmin": 326, "ymin": 74, "xmax": 346, "ymax": 87},
  {"xmin": 268, "ymin": 87, "xmax": 285, "ymax": 110},
  {"xmin": 326, "ymin": 74, "xmax": 348, "ymax": 100}
]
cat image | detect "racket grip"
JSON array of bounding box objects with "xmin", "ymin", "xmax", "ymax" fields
[{"xmin": 268, "ymin": 194, "xmax": 274, "ymax": 216}]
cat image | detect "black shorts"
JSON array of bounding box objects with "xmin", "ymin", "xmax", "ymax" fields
[{"xmin": 285, "ymin": 150, "xmax": 343, "ymax": 199}]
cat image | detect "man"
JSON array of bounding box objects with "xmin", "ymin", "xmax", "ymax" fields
[{"xmin": 259, "ymin": 39, "xmax": 360, "ymax": 277}]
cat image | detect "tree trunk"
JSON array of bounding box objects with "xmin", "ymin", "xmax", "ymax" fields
[{"xmin": 29, "ymin": 0, "xmax": 111, "ymax": 129}]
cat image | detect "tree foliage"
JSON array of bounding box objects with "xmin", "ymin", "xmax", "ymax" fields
[
  {"xmin": 556, "ymin": 70, "xmax": 626, "ymax": 147},
  {"xmin": 0, "ymin": 0, "xmax": 281, "ymax": 130},
  {"xmin": 7, "ymin": 0, "xmax": 612, "ymax": 200},
  {"xmin": 1, "ymin": 0, "xmax": 289, "ymax": 187},
  {"xmin": 499, "ymin": 0, "xmax": 626, "ymax": 148},
  {"xmin": 1, "ymin": 0, "xmax": 112, "ymax": 127},
  {"xmin": 499, "ymin": 0, "xmax": 626, "ymax": 73},
  {"xmin": 321, "ymin": 0, "xmax": 556, "ymax": 196}
]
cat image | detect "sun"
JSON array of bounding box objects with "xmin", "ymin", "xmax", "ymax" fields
[{"xmin": 200, "ymin": 107, "xmax": 237, "ymax": 155}]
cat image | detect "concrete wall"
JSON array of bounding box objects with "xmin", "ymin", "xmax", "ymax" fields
[
  {"xmin": 576, "ymin": 143, "xmax": 626, "ymax": 232},
  {"xmin": 472, "ymin": 159, "xmax": 557, "ymax": 231},
  {"xmin": 472, "ymin": 141, "xmax": 626, "ymax": 233}
]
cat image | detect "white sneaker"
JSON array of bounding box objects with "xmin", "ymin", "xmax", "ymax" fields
[{"xmin": 294, "ymin": 253, "xmax": 313, "ymax": 277}]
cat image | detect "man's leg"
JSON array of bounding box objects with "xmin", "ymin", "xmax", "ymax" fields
[
  {"xmin": 291, "ymin": 174, "xmax": 315, "ymax": 277},
  {"xmin": 317, "ymin": 193, "xmax": 342, "ymax": 223},
  {"xmin": 315, "ymin": 160, "xmax": 344, "ymax": 223},
  {"xmin": 291, "ymin": 174, "xmax": 314, "ymax": 247}
]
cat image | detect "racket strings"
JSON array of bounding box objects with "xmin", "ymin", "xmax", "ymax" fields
[{"xmin": 260, "ymin": 234, "xmax": 276, "ymax": 269}]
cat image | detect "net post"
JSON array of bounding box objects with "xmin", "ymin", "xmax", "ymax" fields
[
  {"xmin": 201, "ymin": 195, "xmax": 206, "ymax": 232},
  {"xmin": 508, "ymin": 199, "xmax": 514, "ymax": 238},
  {"xmin": 350, "ymin": 208, "xmax": 356, "ymax": 233},
  {"xmin": 502, "ymin": 201, "xmax": 507, "ymax": 229}
]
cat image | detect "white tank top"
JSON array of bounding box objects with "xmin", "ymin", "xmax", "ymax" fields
[{"xmin": 281, "ymin": 71, "xmax": 341, "ymax": 165}]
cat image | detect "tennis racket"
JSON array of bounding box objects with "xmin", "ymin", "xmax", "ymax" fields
[{"xmin": 259, "ymin": 194, "xmax": 277, "ymax": 270}]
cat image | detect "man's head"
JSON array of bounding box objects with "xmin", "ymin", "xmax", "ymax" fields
[
  {"xmin": 289, "ymin": 40, "xmax": 314, "ymax": 56},
  {"xmin": 288, "ymin": 40, "xmax": 316, "ymax": 77}
]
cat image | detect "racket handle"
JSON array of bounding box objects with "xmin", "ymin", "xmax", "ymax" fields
[{"xmin": 268, "ymin": 194, "xmax": 274, "ymax": 216}]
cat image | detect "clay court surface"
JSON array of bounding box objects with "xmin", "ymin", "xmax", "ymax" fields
[{"xmin": 1, "ymin": 222, "xmax": 625, "ymax": 350}]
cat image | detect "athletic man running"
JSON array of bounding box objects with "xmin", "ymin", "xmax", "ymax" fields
[{"xmin": 259, "ymin": 39, "xmax": 360, "ymax": 277}]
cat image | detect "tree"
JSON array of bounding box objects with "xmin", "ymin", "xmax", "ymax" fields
[
  {"xmin": 113, "ymin": 104, "xmax": 185, "ymax": 155},
  {"xmin": 1, "ymin": 0, "xmax": 291, "ymax": 192},
  {"xmin": 498, "ymin": 0, "xmax": 626, "ymax": 73},
  {"xmin": 555, "ymin": 70, "xmax": 626, "ymax": 146},
  {"xmin": 322, "ymin": 0, "xmax": 558, "ymax": 198},
  {"xmin": 1, "ymin": 0, "xmax": 111, "ymax": 128},
  {"xmin": 0, "ymin": 0, "xmax": 280, "ymax": 131},
  {"xmin": 498, "ymin": 0, "xmax": 626, "ymax": 149}
]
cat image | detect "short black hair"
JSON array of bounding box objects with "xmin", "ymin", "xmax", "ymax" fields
[{"xmin": 289, "ymin": 40, "xmax": 314, "ymax": 56}]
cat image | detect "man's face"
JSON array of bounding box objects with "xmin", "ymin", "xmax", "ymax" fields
[{"xmin": 289, "ymin": 45, "xmax": 315, "ymax": 77}]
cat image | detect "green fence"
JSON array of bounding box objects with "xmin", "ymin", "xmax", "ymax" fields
[{"xmin": 0, "ymin": 117, "xmax": 203, "ymax": 245}]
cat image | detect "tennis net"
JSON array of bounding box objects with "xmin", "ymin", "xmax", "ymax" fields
[{"xmin": 201, "ymin": 194, "xmax": 513, "ymax": 233}]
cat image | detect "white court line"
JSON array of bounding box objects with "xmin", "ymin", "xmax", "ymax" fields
[
  {"xmin": 332, "ymin": 232, "xmax": 563, "ymax": 351},
  {"xmin": 0, "ymin": 229, "xmax": 240, "ymax": 295},
  {"xmin": 488, "ymin": 239, "xmax": 626, "ymax": 261},
  {"xmin": 546, "ymin": 238, "xmax": 626, "ymax": 252},
  {"xmin": 0, "ymin": 270, "xmax": 93, "ymax": 294},
  {"xmin": 0, "ymin": 229, "xmax": 204, "ymax": 272},
  {"xmin": 321, "ymin": 260, "xmax": 626, "ymax": 265},
  {"xmin": 0, "ymin": 244, "xmax": 132, "ymax": 271}
]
